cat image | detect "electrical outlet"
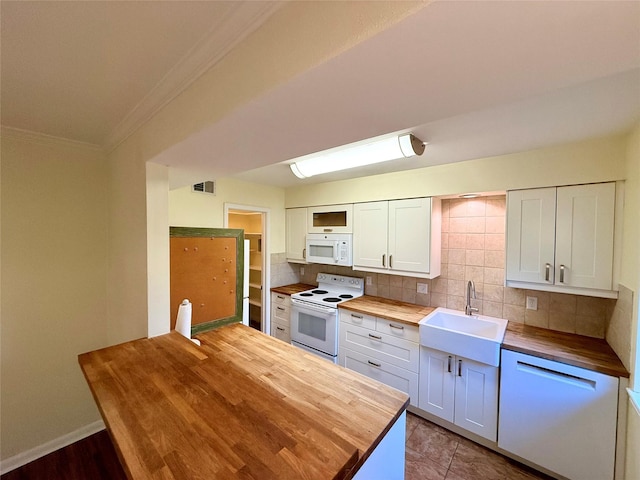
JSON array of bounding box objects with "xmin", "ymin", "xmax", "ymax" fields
[
  {"xmin": 526, "ymin": 296, "xmax": 538, "ymax": 310},
  {"xmin": 366, "ymin": 276, "xmax": 372, "ymax": 286},
  {"xmin": 300, "ymin": 266, "xmax": 305, "ymax": 276},
  {"xmin": 417, "ymin": 282, "xmax": 428, "ymax": 294}
]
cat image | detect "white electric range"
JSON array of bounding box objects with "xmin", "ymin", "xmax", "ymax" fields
[{"xmin": 290, "ymin": 273, "xmax": 364, "ymax": 363}]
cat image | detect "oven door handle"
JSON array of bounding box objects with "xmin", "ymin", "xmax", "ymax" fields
[{"xmin": 291, "ymin": 298, "xmax": 336, "ymax": 315}]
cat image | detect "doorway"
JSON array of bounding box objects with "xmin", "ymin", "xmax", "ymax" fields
[{"xmin": 225, "ymin": 204, "xmax": 269, "ymax": 333}]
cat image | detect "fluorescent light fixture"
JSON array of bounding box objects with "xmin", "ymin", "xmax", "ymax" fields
[
  {"xmin": 459, "ymin": 193, "xmax": 480, "ymax": 199},
  {"xmin": 289, "ymin": 133, "xmax": 426, "ymax": 179}
]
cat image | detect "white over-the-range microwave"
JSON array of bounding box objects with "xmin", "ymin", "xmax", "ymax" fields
[{"xmin": 305, "ymin": 233, "xmax": 352, "ymax": 266}]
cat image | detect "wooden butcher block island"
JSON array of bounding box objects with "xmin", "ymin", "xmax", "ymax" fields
[{"xmin": 79, "ymin": 323, "xmax": 409, "ymax": 480}]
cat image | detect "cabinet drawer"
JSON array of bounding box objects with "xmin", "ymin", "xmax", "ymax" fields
[
  {"xmin": 272, "ymin": 303, "xmax": 290, "ymax": 323},
  {"xmin": 376, "ymin": 318, "xmax": 419, "ymax": 343},
  {"xmin": 339, "ymin": 347, "xmax": 418, "ymax": 407},
  {"xmin": 271, "ymin": 321, "xmax": 291, "ymax": 343},
  {"xmin": 272, "ymin": 293, "xmax": 290, "ymax": 306},
  {"xmin": 339, "ymin": 309, "xmax": 377, "ymax": 329},
  {"xmin": 340, "ymin": 323, "xmax": 419, "ymax": 373}
]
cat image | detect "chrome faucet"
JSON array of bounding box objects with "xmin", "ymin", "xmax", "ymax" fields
[{"xmin": 465, "ymin": 280, "xmax": 479, "ymax": 316}]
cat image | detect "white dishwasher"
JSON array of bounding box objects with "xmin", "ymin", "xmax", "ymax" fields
[{"xmin": 498, "ymin": 350, "xmax": 619, "ymax": 480}]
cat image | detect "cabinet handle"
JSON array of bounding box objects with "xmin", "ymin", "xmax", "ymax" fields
[
  {"xmin": 351, "ymin": 314, "xmax": 363, "ymax": 320},
  {"xmin": 277, "ymin": 295, "xmax": 285, "ymax": 300},
  {"xmin": 382, "ymin": 254, "xmax": 386, "ymax": 267},
  {"xmin": 368, "ymin": 333, "xmax": 382, "ymax": 340},
  {"xmin": 559, "ymin": 264, "xmax": 565, "ymax": 283},
  {"xmin": 277, "ymin": 306, "xmax": 285, "ymax": 311},
  {"xmin": 276, "ymin": 326, "xmax": 285, "ymax": 331},
  {"xmin": 458, "ymin": 359, "xmax": 462, "ymax": 377},
  {"xmin": 368, "ymin": 360, "xmax": 381, "ymax": 368},
  {"xmin": 389, "ymin": 254, "xmax": 393, "ymax": 269},
  {"xmin": 545, "ymin": 263, "xmax": 551, "ymax": 282},
  {"xmin": 389, "ymin": 323, "xmax": 404, "ymax": 331},
  {"xmin": 447, "ymin": 356, "xmax": 452, "ymax": 373},
  {"xmin": 303, "ymin": 248, "xmax": 306, "ymax": 259}
]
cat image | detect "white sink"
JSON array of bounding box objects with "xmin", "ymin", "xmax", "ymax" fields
[{"xmin": 419, "ymin": 308, "xmax": 508, "ymax": 366}]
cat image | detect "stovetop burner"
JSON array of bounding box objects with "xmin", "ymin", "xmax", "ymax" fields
[{"xmin": 291, "ymin": 273, "xmax": 364, "ymax": 308}]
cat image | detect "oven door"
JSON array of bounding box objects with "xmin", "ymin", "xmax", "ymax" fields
[{"xmin": 290, "ymin": 299, "xmax": 338, "ymax": 357}]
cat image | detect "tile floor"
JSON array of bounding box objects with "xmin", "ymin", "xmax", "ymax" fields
[{"xmin": 405, "ymin": 412, "xmax": 554, "ymax": 480}]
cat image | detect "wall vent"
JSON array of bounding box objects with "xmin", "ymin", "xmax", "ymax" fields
[{"xmin": 192, "ymin": 181, "xmax": 215, "ymax": 195}]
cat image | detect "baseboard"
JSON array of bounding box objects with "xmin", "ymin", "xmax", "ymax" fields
[{"xmin": 0, "ymin": 420, "xmax": 106, "ymax": 474}]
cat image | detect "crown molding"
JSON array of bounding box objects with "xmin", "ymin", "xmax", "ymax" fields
[
  {"xmin": 0, "ymin": 125, "xmax": 104, "ymax": 152},
  {"xmin": 104, "ymin": 1, "xmax": 285, "ymax": 153}
]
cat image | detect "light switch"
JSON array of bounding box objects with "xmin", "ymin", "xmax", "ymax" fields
[
  {"xmin": 417, "ymin": 283, "xmax": 428, "ymax": 294},
  {"xmin": 300, "ymin": 266, "xmax": 305, "ymax": 276},
  {"xmin": 526, "ymin": 296, "xmax": 538, "ymax": 310}
]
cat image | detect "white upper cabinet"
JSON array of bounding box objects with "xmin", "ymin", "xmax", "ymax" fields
[
  {"xmin": 307, "ymin": 204, "xmax": 353, "ymax": 234},
  {"xmin": 285, "ymin": 208, "xmax": 308, "ymax": 263},
  {"xmin": 353, "ymin": 197, "xmax": 441, "ymax": 278},
  {"xmin": 506, "ymin": 182, "xmax": 616, "ymax": 297}
]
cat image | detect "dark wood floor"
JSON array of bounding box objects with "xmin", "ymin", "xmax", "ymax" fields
[{"xmin": 1, "ymin": 430, "xmax": 126, "ymax": 480}]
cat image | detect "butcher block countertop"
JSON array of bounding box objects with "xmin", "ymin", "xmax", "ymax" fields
[
  {"xmin": 79, "ymin": 323, "xmax": 408, "ymax": 480},
  {"xmin": 339, "ymin": 295, "xmax": 434, "ymax": 326},
  {"xmin": 271, "ymin": 283, "xmax": 315, "ymax": 296},
  {"xmin": 503, "ymin": 322, "xmax": 629, "ymax": 378}
]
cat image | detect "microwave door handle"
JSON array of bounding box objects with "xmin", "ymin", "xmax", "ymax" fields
[{"xmin": 334, "ymin": 241, "xmax": 340, "ymax": 262}]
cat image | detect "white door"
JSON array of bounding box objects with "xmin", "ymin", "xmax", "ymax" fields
[
  {"xmin": 454, "ymin": 358, "xmax": 499, "ymax": 441},
  {"xmin": 418, "ymin": 347, "xmax": 455, "ymax": 422},
  {"xmin": 353, "ymin": 201, "xmax": 389, "ymax": 269},
  {"xmin": 285, "ymin": 208, "xmax": 308, "ymax": 263},
  {"xmin": 555, "ymin": 183, "xmax": 615, "ymax": 290},
  {"xmin": 388, "ymin": 198, "xmax": 431, "ymax": 274},
  {"xmin": 506, "ymin": 188, "xmax": 557, "ymax": 284}
]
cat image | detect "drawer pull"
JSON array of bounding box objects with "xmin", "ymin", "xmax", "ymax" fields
[
  {"xmin": 351, "ymin": 313, "xmax": 363, "ymax": 320},
  {"xmin": 276, "ymin": 326, "xmax": 285, "ymax": 331},
  {"xmin": 389, "ymin": 323, "xmax": 404, "ymax": 331},
  {"xmin": 277, "ymin": 306, "xmax": 286, "ymax": 311},
  {"xmin": 277, "ymin": 295, "xmax": 285, "ymax": 300},
  {"xmin": 367, "ymin": 360, "xmax": 381, "ymax": 368},
  {"xmin": 368, "ymin": 333, "xmax": 382, "ymax": 340}
]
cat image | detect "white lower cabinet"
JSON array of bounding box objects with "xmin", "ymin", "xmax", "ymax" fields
[
  {"xmin": 418, "ymin": 346, "xmax": 499, "ymax": 441},
  {"xmin": 339, "ymin": 309, "xmax": 419, "ymax": 407},
  {"xmin": 270, "ymin": 292, "xmax": 291, "ymax": 343}
]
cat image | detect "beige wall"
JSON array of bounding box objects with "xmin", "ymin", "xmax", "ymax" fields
[
  {"xmin": 0, "ymin": 130, "xmax": 108, "ymax": 459},
  {"xmin": 285, "ymin": 134, "xmax": 627, "ymax": 207},
  {"xmin": 169, "ymin": 178, "xmax": 286, "ymax": 253},
  {"xmin": 622, "ymin": 122, "xmax": 640, "ymax": 480}
]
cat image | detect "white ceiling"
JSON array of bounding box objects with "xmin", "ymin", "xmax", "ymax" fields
[
  {"xmin": 2, "ymin": 1, "xmax": 639, "ymax": 189},
  {"xmin": 0, "ymin": 1, "xmax": 282, "ymax": 147}
]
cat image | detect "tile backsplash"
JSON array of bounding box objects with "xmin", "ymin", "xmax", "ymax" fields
[{"xmin": 276, "ymin": 195, "xmax": 619, "ymax": 340}]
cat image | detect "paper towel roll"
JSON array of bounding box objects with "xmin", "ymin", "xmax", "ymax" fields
[{"xmin": 175, "ymin": 299, "xmax": 192, "ymax": 339}]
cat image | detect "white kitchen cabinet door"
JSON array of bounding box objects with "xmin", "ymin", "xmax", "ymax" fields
[
  {"xmin": 388, "ymin": 198, "xmax": 432, "ymax": 274},
  {"xmin": 555, "ymin": 183, "xmax": 615, "ymax": 290},
  {"xmin": 454, "ymin": 357, "xmax": 499, "ymax": 441},
  {"xmin": 353, "ymin": 201, "xmax": 388, "ymax": 269},
  {"xmin": 506, "ymin": 187, "xmax": 557, "ymax": 284},
  {"xmin": 285, "ymin": 208, "xmax": 307, "ymax": 263},
  {"xmin": 418, "ymin": 347, "xmax": 455, "ymax": 423}
]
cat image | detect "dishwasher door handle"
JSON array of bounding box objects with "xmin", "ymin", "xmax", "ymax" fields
[{"xmin": 516, "ymin": 361, "xmax": 596, "ymax": 390}]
